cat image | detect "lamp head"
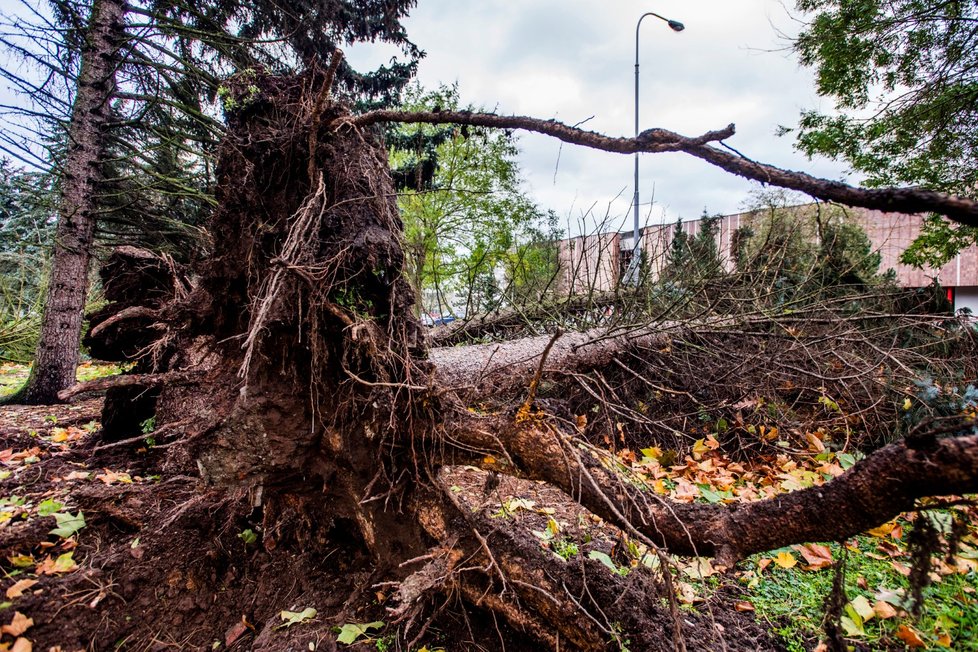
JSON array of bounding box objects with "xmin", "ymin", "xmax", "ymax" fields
[{"xmin": 668, "ymin": 20, "xmax": 685, "ymax": 32}]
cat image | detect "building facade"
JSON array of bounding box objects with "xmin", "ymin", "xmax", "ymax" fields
[{"xmin": 557, "ymin": 206, "xmax": 978, "ymax": 314}]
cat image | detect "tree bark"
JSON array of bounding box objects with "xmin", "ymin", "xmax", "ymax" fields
[{"xmin": 14, "ymin": 0, "xmax": 125, "ymax": 404}]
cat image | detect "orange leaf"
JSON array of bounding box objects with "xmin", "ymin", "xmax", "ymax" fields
[
  {"xmin": 793, "ymin": 543, "xmax": 833, "ymax": 570},
  {"xmin": 11, "ymin": 638, "xmax": 31, "ymax": 652},
  {"xmin": 890, "ymin": 561, "xmax": 912, "ymax": 576},
  {"xmin": 756, "ymin": 558, "xmax": 772, "ymax": 573},
  {"xmin": 734, "ymin": 601, "xmax": 755, "ymax": 612},
  {"xmin": 1, "ymin": 612, "xmax": 33, "ymax": 637},
  {"xmin": 895, "ymin": 625, "xmax": 926, "ymax": 648},
  {"xmin": 867, "ymin": 521, "xmax": 897, "ymax": 538},
  {"xmin": 937, "ymin": 634, "xmax": 952, "ymax": 647},
  {"xmin": 5, "ymin": 580, "xmax": 38, "ymax": 600}
]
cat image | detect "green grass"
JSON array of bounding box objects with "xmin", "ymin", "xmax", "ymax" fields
[
  {"xmin": 0, "ymin": 361, "xmax": 125, "ymax": 397},
  {"xmin": 742, "ymin": 536, "xmax": 978, "ymax": 651}
]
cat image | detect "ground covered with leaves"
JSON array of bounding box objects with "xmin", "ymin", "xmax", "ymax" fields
[{"xmin": 0, "ymin": 361, "xmax": 974, "ymax": 651}]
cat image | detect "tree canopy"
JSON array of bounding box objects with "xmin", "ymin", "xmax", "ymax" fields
[{"xmin": 789, "ymin": 0, "xmax": 978, "ymax": 267}]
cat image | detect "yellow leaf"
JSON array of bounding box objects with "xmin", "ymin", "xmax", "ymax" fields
[
  {"xmin": 867, "ymin": 521, "xmax": 897, "ymax": 538},
  {"xmin": 692, "ymin": 439, "xmax": 708, "ymax": 459},
  {"xmin": 937, "ymin": 634, "xmax": 952, "ymax": 647},
  {"xmin": 49, "ymin": 429, "xmax": 68, "ymax": 443},
  {"xmin": 773, "ymin": 551, "xmax": 797, "ymax": 569},
  {"xmin": 895, "ymin": 625, "xmax": 926, "ymax": 648},
  {"xmin": 5, "ymin": 580, "xmax": 38, "ymax": 600},
  {"xmin": 1, "ymin": 612, "xmax": 33, "ymax": 637},
  {"xmin": 7, "ymin": 555, "xmax": 33, "ymax": 569},
  {"xmin": 903, "ymin": 397, "xmax": 912, "ymax": 411}
]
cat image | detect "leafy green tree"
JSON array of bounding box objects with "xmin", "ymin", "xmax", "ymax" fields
[
  {"xmin": 501, "ymin": 211, "xmax": 563, "ymax": 307},
  {"xmin": 391, "ymin": 83, "xmax": 546, "ymax": 317},
  {"xmin": 788, "ymin": 0, "xmax": 978, "ymax": 267}
]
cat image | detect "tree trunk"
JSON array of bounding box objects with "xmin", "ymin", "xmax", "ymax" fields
[{"xmin": 13, "ymin": 0, "xmax": 125, "ymax": 405}]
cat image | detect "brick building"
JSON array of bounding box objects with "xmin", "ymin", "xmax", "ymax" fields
[{"xmin": 557, "ymin": 206, "xmax": 978, "ymax": 314}]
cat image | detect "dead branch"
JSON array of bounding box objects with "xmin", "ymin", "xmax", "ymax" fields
[
  {"xmin": 88, "ymin": 305, "xmax": 161, "ymax": 338},
  {"xmin": 57, "ymin": 370, "xmax": 203, "ymax": 401},
  {"xmin": 348, "ymin": 110, "xmax": 978, "ymax": 226}
]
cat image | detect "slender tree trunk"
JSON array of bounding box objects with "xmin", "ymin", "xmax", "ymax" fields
[{"xmin": 15, "ymin": 0, "xmax": 125, "ymax": 404}]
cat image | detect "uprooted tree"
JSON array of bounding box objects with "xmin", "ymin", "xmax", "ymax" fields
[{"xmin": 66, "ymin": 67, "xmax": 978, "ymax": 650}]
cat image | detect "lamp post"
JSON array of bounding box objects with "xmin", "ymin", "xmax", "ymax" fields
[{"xmin": 627, "ymin": 12, "xmax": 684, "ymax": 284}]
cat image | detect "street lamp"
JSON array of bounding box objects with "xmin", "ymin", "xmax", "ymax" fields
[{"xmin": 627, "ymin": 12, "xmax": 684, "ymax": 284}]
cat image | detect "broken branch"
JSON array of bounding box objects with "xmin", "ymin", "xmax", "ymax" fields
[{"xmin": 349, "ymin": 110, "xmax": 978, "ymax": 226}]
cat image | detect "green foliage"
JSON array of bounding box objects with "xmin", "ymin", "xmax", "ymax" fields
[
  {"xmin": 238, "ymin": 528, "xmax": 257, "ymax": 545},
  {"xmin": 392, "ymin": 83, "xmax": 554, "ymax": 317},
  {"xmin": 744, "ymin": 533, "xmax": 978, "ymax": 651},
  {"xmin": 789, "ymin": 0, "xmax": 978, "ymax": 265},
  {"xmin": 0, "ymin": 160, "xmax": 54, "ymax": 361}
]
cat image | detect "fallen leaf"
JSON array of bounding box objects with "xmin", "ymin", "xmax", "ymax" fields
[
  {"xmin": 872, "ymin": 600, "xmax": 897, "ymax": 620},
  {"xmin": 35, "ymin": 552, "xmax": 77, "ymax": 575},
  {"xmin": 756, "ymin": 558, "xmax": 772, "ymax": 573},
  {"xmin": 95, "ymin": 470, "xmax": 132, "ymax": 485},
  {"xmin": 793, "ymin": 543, "xmax": 833, "ymax": 570},
  {"xmin": 734, "ymin": 601, "xmax": 754, "ymax": 612},
  {"xmin": 65, "ymin": 471, "xmax": 91, "ymax": 481},
  {"xmin": 335, "ymin": 620, "xmax": 382, "ymax": 644},
  {"xmin": 773, "ymin": 551, "xmax": 797, "ymax": 569},
  {"xmin": 890, "ymin": 561, "xmax": 912, "ymax": 576},
  {"xmin": 895, "ymin": 624, "xmax": 926, "ymax": 648},
  {"xmin": 848, "ymin": 595, "xmax": 874, "ymax": 622},
  {"xmin": 277, "ymin": 607, "xmax": 317, "ymax": 630},
  {"xmin": 675, "ymin": 582, "xmax": 699, "ymax": 605},
  {"xmin": 49, "ymin": 512, "xmax": 85, "ymax": 539},
  {"xmin": 1, "ymin": 612, "xmax": 33, "ymax": 636},
  {"xmin": 937, "ymin": 634, "xmax": 952, "ymax": 647},
  {"xmin": 868, "ymin": 521, "xmax": 897, "ymax": 538},
  {"xmin": 5, "ymin": 581, "xmax": 37, "ymax": 600},
  {"xmin": 10, "ymin": 638, "xmax": 30, "ymax": 652}
]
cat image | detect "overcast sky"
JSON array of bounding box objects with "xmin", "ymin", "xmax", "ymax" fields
[{"xmin": 349, "ymin": 0, "xmax": 852, "ymax": 236}]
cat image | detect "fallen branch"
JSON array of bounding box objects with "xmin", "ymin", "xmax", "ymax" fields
[
  {"xmin": 89, "ymin": 306, "xmax": 161, "ymax": 338},
  {"xmin": 58, "ymin": 370, "xmax": 204, "ymax": 401},
  {"xmin": 451, "ymin": 415, "xmax": 978, "ymax": 567},
  {"xmin": 349, "ymin": 110, "xmax": 978, "ymax": 226}
]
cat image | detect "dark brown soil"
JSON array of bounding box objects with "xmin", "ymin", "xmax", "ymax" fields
[{"xmin": 0, "ymin": 398, "xmax": 785, "ymax": 651}]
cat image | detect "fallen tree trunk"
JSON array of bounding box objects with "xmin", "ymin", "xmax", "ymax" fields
[{"xmin": 74, "ymin": 69, "xmax": 978, "ymax": 651}]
